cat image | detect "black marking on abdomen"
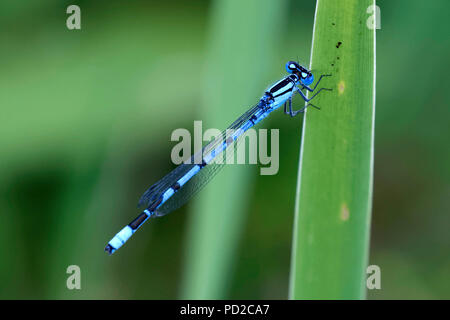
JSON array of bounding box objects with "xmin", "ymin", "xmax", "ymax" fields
[
  {"xmin": 148, "ymin": 197, "xmax": 163, "ymax": 211},
  {"xmin": 105, "ymin": 244, "xmax": 114, "ymax": 254},
  {"xmin": 129, "ymin": 212, "xmax": 148, "ymax": 230},
  {"xmin": 199, "ymin": 159, "xmax": 207, "ymax": 168},
  {"xmin": 172, "ymin": 182, "xmax": 181, "ymax": 191}
]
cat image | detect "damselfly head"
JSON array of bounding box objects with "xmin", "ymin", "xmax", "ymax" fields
[
  {"xmin": 285, "ymin": 61, "xmax": 314, "ymax": 85},
  {"xmin": 285, "ymin": 61, "xmax": 301, "ymax": 74},
  {"xmin": 301, "ymin": 72, "xmax": 314, "ymax": 86}
]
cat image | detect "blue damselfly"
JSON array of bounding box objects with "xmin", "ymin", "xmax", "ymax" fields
[{"xmin": 105, "ymin": 61, "xmax": 331, "ymax": 254}]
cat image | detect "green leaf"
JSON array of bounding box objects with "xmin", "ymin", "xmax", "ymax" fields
[{"xmin": 289, "ymin": 0, "xmax": 376, "ymax": 299}]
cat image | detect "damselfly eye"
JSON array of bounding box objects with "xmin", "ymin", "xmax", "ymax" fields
[
  {"xmin": 285, "ymin": 61, "xmax": 299, "ymax": 74},
  {"xmin": 302, "ymin": 73, "xmax": 314, "ymax": 86}
]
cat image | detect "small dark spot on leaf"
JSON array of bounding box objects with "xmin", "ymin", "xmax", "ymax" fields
[
  {"xmin": 336, "ymin": 41, "xmax": 342, "ymax": 48},
  {"xmin": 332, "ymin": 22, "xmax": 335, "ymax": 26},
  {"xmin": 331, "ymin": 63, "xmax": 334, "ymax": 67},
  {"xmin": 337, "ymin": 57, "xmax": 340, "ymax": 60}
]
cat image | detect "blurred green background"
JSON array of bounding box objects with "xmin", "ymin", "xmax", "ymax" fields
[{"xmin": 0, "ymin": 0, "xmax": 448, "ymax": 299}]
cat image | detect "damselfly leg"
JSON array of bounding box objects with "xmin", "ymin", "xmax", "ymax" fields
[
  {"xmin": 284, "ymin": 97, "xmax": 320, "ymax": 117},
  {"xmin": 302, "ymin": 74, "xmax": 332, "ymax": 92},
  {"xmin": 283, "ymin": 73, "xmax": 331, "ymax": 117},
  {"xmin": 296, "ymin": 85, "xmax": 332, "ymax": 103}
]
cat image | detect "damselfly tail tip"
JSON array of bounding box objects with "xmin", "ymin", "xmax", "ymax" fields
[{"xmin": 104, "ymin": 244, "xmax": 115, "ymax": 255}]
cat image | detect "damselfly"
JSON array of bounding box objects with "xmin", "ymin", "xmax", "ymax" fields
[{"xmin": 105, "ymin": 61, "xmax": 331, "ymax": 255}]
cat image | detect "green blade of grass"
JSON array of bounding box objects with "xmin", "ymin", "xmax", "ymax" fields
[{"xmin": 289, "ymin": 0, "xmax": 376, "ymax": 299}]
